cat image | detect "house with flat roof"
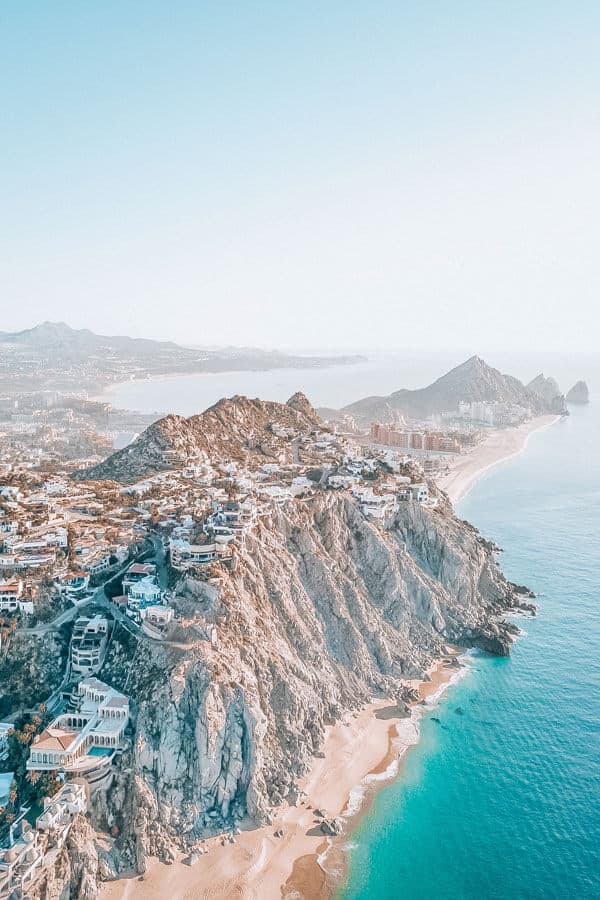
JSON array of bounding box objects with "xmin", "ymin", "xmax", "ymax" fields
[{"xmin": 70, "ymin": 614, "xmax": 109, "ymax": 676}]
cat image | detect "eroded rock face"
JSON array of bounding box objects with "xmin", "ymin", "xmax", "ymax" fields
[
  {"xmin": 114, "ymin": 492, "xmax": 523, "ymax": 859},
  {"xmin": 25, "ymin": 815, "xmax": 100, "ymax": 900},
  {"xmin": 48, "ymin": 489, "xmax": 530, "ymax": 892}
]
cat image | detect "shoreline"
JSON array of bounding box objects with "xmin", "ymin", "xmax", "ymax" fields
[
  {"xmin": 437, "ymin": 414, "xmax": 559, "ymax": 505},
  {"xmin": 308, "ymin": 654, "xmax": 472, "ymax": 899},
  {"xmin": 100, "ymin": 656, "xmax": 468, "ymax": 900}
]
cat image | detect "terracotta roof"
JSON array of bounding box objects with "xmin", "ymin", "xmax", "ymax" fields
[{"xmin": 35, "ymin": 727, "xmax": 78, "ymax": 751}]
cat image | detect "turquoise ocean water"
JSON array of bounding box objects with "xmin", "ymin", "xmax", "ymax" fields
[{"xmin": 340, "ymin": 401, "xmax": 599, "ymax": 900}]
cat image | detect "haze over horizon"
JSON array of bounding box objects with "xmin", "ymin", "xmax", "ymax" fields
[{"xmin": 2, "ymin": 2, "xmax": 598, "ymax": 352}]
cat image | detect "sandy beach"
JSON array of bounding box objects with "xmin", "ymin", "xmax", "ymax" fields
[
  {"xmin": 437, "ymin": 415, "xmax": 559, "ymax": 505},
  {"xmin": 101, "ymin": 658, "xmax": 466, "ymax": 900}
]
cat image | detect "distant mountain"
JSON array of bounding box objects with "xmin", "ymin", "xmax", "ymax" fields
[
  {"xmin": 0, "ymin": 322, "xmax": 366, "ymax": 385},
  {"xmin": 0, "ymin": 321, "xmax": 179, "ymax": 355},
  {"xmin": 566, "ymin": 381, "xmax": 590, "ymax": 405},
  {"xmin": 74, "ymin": 392, "xmax": 321, "ymax": 482},
  {"xmin": 340, "ymin": 356, "xmax": 547, "ymax": 423}
]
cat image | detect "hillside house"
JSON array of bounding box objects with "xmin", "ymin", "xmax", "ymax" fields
[
  {"xmin": 169, "ymin": 536, "xmax": 233, "ymax": 570},
  {"xmin": 0, "ymin": 578, "xmax": 34, "ymax": 614},
  {"xmin": 0, "ymin": 783, "xmax": 87, "ymax": 896},
  {"xmin": 70, "ymin": 615, "xmax": 109, "ymax": 676},
  {"xmin": 27, "ymin": 679, "xmax": 129, "ymax": 776},
  {"xmin": 126, "ymin": 575, "xmax": 163, "ymax": 619}
]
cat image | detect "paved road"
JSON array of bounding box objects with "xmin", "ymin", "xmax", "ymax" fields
[
  {"xmin": 11, "ymin": 536, "xmax": 167, "ymax": 718},
  {"xmin": 21, "ymin": 547, "xmax": 158, "ymax": 636}
]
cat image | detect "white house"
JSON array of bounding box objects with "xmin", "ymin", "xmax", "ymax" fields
[
  {"xmin": 36, "ymin": 781, "xmax": 87, "ymax": 839},
  {"xmin": 126, "ymin": 575, "xmax": 163, "ymax": 617},
  {"xmin": 27, "ymin": 679, "xmax": 129, "ymax": 775},
  {"xmin": 0, "ymin": 579, "xmax": 33, "ymax": 615},
  {"xmin": 70, "ymin": 615, "xmax": 109, "ymax": 676},
  {"xmin": 169, "ymin": 537, "xmax": 232, "ymax": 570}
]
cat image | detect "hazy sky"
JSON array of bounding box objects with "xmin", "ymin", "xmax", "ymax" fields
[{"xmin": 1, "ymin": 1, "xmax": 598, "ymax": 351}]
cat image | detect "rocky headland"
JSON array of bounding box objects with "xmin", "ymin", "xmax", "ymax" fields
[{"xmin": 17, "ymin": 393, "xmax": 539, "ymax": 898}]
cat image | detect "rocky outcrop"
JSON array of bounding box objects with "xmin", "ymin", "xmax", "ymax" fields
[
  {"xmin": 566, "ymin": 380, "xmax": 590, "ymax": 404},
  {"xmin": 0, "ymin": 629, "xmax": 68, "ymax": 718},
  {"xmin": 527, "ymin": 373, "xmax": 561, "ymax": 404},
  {"xmin": 74, "ymin": 393, "xmax": 321, "ymax": 482},
  {"xmin": 527, "ymin": 374, "xmax": 568, "ymax": 414},
  {"xmin": 24, "ymin": 815, "xmax": 101, "ymax": 900},
  {"xmin": 38, "ymin": 478, "xmax": 535, "ymax": 898}
]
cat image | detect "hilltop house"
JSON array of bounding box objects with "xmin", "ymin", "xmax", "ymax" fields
[
  {"xmin": 397, "ymin": 482, "xmax": 430, "ymax": 504},
  {"xmin": 125, "ymin": 575, "xmax": 163, "ymax": 620},
  {"xmin": 122, "ymin": 562, "xmax": 156, "ymax": 593},
  {"xmin": 141, "ymin": 604, "xmax": 174, "ymax": 640},
  {"xmin": 169, "ymin": 536, "xmax": 233, "ymax": 571}
]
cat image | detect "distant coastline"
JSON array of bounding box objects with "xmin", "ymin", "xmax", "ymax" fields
[{"xmin": 91, "ymin": 356, "xmax": 377, "ymax": 416}]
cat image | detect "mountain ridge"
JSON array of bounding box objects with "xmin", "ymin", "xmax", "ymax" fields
[
  {"xmin": 336, "ymin": 355, "xmax": 564, "ymax": 423},
  {"xmin": 74, "ymin": 392, "xmax": 321, "ymax": 482}
]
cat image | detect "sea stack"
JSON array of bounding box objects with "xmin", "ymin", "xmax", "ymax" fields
[{"xmin": 566, "ymin": 381, "xmax": 590, "ymax": 404}]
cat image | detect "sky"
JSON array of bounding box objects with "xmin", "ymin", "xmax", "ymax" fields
[{"xmin": 1, "ymin": 1, "xmax": 599, "ymax": 352}]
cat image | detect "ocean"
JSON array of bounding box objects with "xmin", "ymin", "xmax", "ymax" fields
[{"xmin": 339, "ymin": 396, "xmax": 600, "ymax": 899}]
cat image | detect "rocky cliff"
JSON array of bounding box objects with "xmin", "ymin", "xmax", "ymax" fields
[
  {"xmin": 566, "ymin": 380, "xmax": 590, "ymax": 404},
  {"xmin": 82, "ymin": 488, "xmax": 531, "ymax": 879}
]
